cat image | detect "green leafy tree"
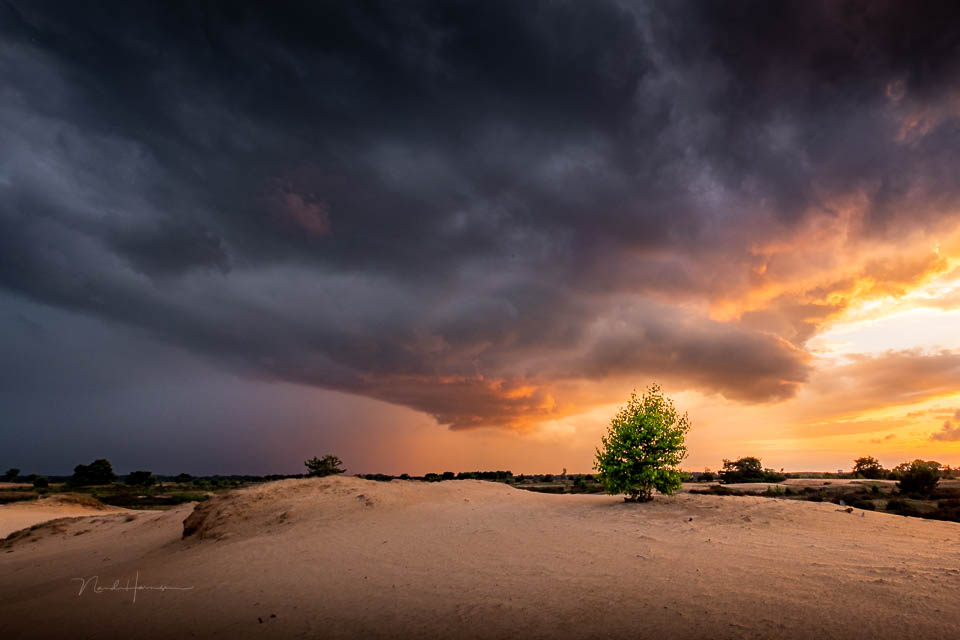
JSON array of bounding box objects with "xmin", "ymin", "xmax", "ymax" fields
[
  {"xmin": 594, "ymin": 384, "xmax": 690, "ymax": 502},
  {"xmin": 305, "ymin": 454, "xmax": 345, "ymax": 477},
  {"xmin": 894, "ymin": 459, "xmax": 940, "ymax": 494},
  {"xmin": 853, "ymin": 456, "xmax": 885, "ymax": 479},
  {"xmin": 70, "ymin": 459, "xmax": 117, "ymax": 486},
  {"xmin": 2, "ymin": 468, "xmax": 20, "ymax": 482}
]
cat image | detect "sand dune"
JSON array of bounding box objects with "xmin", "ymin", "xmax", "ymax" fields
[
  {"xmin": 0, "ymin": 496, "xmax": 132, "ymax": 538},
  {"xmin": 2, "ymin": 476, "xmax": 960, "ymax": 638}
]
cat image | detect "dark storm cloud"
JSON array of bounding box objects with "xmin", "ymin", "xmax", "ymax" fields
[{"xmin": 3, "ymin": 0, "xmax": 960, "ymax": 428}]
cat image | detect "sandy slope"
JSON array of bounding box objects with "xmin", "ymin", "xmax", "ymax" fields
[
  {"xmin": 0, "ymin": 497, "xmax": 132, "ymax": 538},
  {"xmin": 2, "ymin": 477, "xmax": 959, "ymax": 639}
]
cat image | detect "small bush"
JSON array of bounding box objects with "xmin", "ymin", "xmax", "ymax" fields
[
  {"xmin": 895, "ymin": 460, "xmax": 940, "ymax": 495},
  {"xmin": 126, "ymin": 470, "xmax": 154, "ymax": 487},
  {"xmin": 852, "ymin": 456, "xmax": 886, "ymax": 479},
  {"xmin": 689, "ymin": 486, "xmax": 747, "ymax": 497},
  {"xmin": 831, "ymin": 494, "xmax": 875, "ymax": 510},
  {"xmin": 305, "ymin": 455, "xmax": 345, "ymax": 478},
  {"xmin": 719, "ymin": 457, "xmax": 785, "ymax": 483},
  {"xmin": 885, "ymin": 498, "xmax": 910, "ymax": 512},
  {"xmin": 69, "ymin": 459, "xmax": 117, "ymax": 486},
  {"xmin": 32, "ymin": 476, "xmax": 49, "ymax": 489}
]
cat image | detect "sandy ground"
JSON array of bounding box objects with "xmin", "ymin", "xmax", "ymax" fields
[
  {"xmin": 2, "ymin": 477, "xmax": 960, "ymax": 639},
  {"xmin": 0, "ymin": 497, "xmax": 132, "ymax": 538}
]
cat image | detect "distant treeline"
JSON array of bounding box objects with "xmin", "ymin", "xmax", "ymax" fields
[
  {"xmin": 359, "ymin": 470, "xmax": 516, "ymax": 482},
  {"xmin": 2, "ymin": 463, "xmax": 594, "ymax": 487},
  {"xmin": 349, "ymin": 471, "xmax": 608, "ymax": 495}
]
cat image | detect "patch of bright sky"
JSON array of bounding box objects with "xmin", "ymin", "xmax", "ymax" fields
[
  {"xmin": 809, "ymin": 306, "xmax": 960, "ymax": 356},
  {"xmin": 809, "ymin": 259, "xmax": 960, "ymax": 357}
]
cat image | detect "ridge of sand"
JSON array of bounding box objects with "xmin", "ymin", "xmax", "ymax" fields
[
  {"xmin": 3, "ymin": 476, "xmax": 960, "ymax": 639},
  {"xmin": 0, "ymin": 495, "xmax": 134, "ymax": 538}
]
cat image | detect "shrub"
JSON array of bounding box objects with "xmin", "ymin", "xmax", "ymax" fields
[
  {"xmin": 853, "ymin": 456, "xmax": 886, "ymax": 479},
  {"xmin": 2, "ymin": 468, "xmax": 20, "ymax": 482},
  {"xmin": 885, "ymin": 498, "xmax": 907, "ymax": 511},
  {"xmin": 32, "ymin": 476, "xmax": 49, "ymax": 489},
  {"xmin": 69, "ymin": 459, "xmax": 117, "ymax": 486},
  {"xmin": 831, "ymin": 494, "xmax": 875, "ymax": 510},
  {"xmin": 594, "ymin": 384, "xmax": 690, "ymax": 502},
  {"xmin": 894, "ymin": 460, "xmax": 940, "ymax": 495},
  {"xmin": 700, "ymin": 469, "xmax": 715, "ymax": 483},
  {"xmin": 305, "ymin": 455, "xmax": 345, "ymax": 478},
  {"xmin": 932, "ymin": 499, "xmax": 960, "ymax": 522},
  {"xmin": 720, "ymin": 457, "xmax": 785, "ymax": 483},
  {"xmin": 721, "ymin": 456, "xmax": 763, "ymax": 482},
  {"xmin": 125, "ymin": 470, "xmax": 154, "ymax": 487},
  {"xmin": 689, "ymin": 485, "xmax": 747, "ymax": 497},
  {"xmin": 174, "ymin": 473, "xmax": 193, "ymax": 484}
]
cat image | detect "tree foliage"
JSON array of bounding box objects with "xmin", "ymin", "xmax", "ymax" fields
[
  {"xmin": 893, "ymin": 459, "xmax": 940, "ymax": 494},
  {"xmin": 853, "ymin": 456, "xmax": 886, "ymax": 479},
  {"xmin": 594, "ymin": 384, "xmax": 690, "ymax": 502},
  {"xmin": 719, "ymin": 457, "xmax": 785, "ymax": 483},
  {"xmin": 70, "ymin": 459, "xmax": 117, "ymax": 486},
  {"xmin": 126, "ymin": 470, "xmax": 155, "ymax": 486},
  {"xmin": 305, "ymin": 454, "xmax": 346, "ymax": 477},
  {"xmin": 2, "ymin": 468, "xmax": 19, "ymax": 482}
]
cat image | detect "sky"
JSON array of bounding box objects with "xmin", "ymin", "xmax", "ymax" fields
[{"xmin": 4, "ymin": 0, "xmax": 960, "ymax": 476}]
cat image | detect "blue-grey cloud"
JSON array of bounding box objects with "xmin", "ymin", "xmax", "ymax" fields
[{"xmin": 3, "ymin": 0, "xmax": 960, "ymax": 433}]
